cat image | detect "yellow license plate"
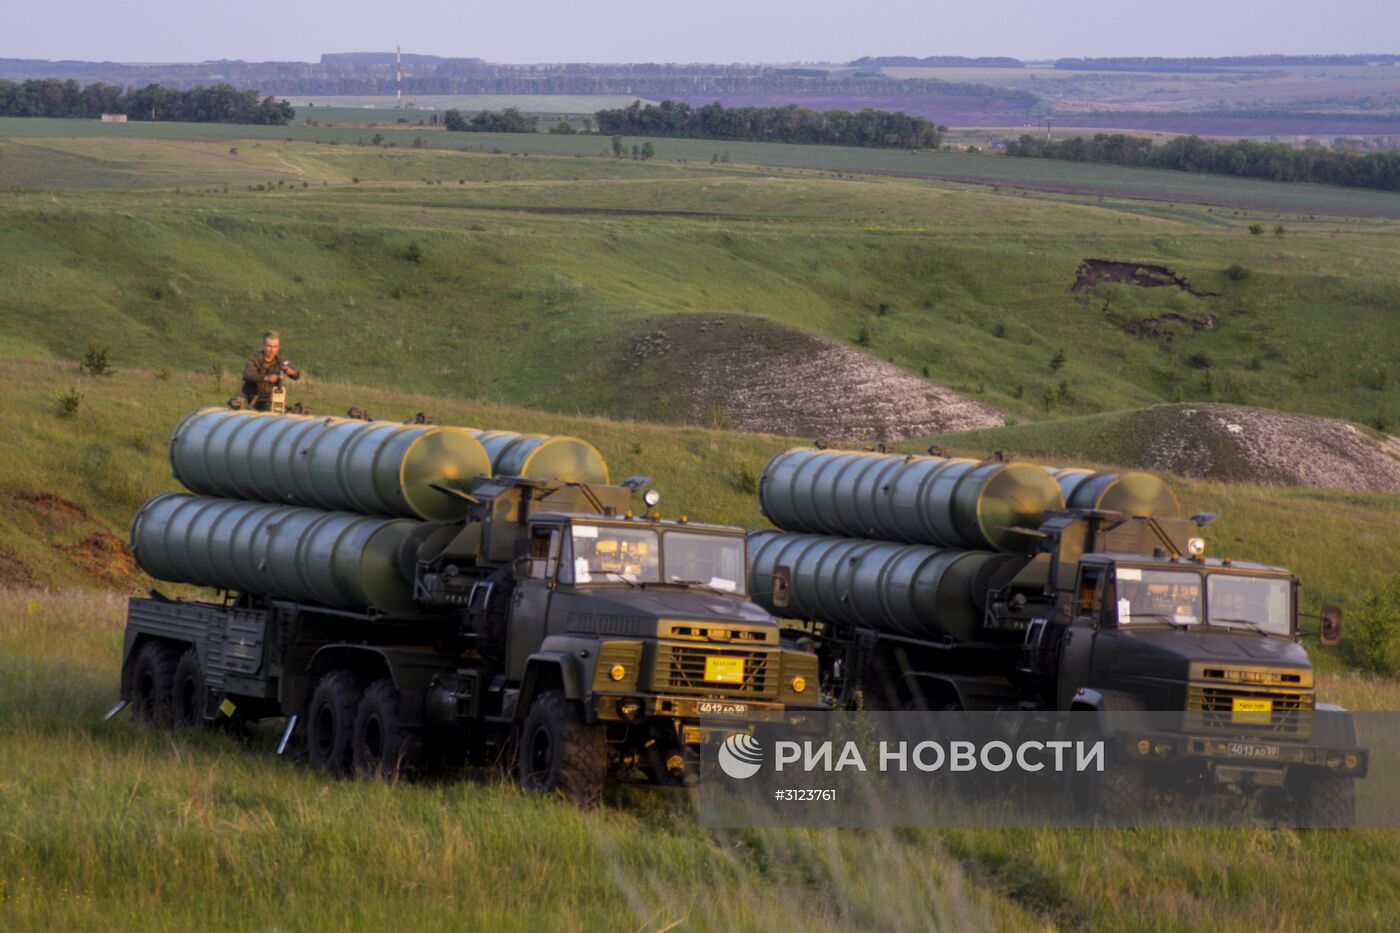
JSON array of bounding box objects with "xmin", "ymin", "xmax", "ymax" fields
[
  {"xmin": 682, "ymin": 725, "xmax": 702, "ymax": 745},
  {"xmin": 704, "ymin": 656, "xmax": 745, "ymax": 684},
  {"xmin": 1232, "ymin": 697, "xmax": 1273, "ymax": 724}
]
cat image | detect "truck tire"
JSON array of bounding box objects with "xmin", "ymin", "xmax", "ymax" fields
[
  {"xmin": 131, "ymin": 640, "xmax": 181, "ymax": 725},
  {"xmin": 171, "ymin": 648, "xmax": 207, "ymax": 729},
  {"xmin": 1293, "ymin": 774, "xmax": 1356, "ymax": 828},
  {"xmin": 307, "ymin": 671, "xmax": 362, "ymax": 776},
  {"xmin": 517, "ymin": 690, "xmax": 607, "ymax": 806},
  {"xmin": 1070, "ymin": 759, "xmax": 1148, "ymax": 824},
  {"xmin": 353, "ymin": 680, "xmax": 425, "ymax": 780}
]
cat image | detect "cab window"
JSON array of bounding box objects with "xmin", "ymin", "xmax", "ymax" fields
[
  {"xmin": 1076, "ymin": 566, "xmax": 1105, "ymax": 617},
  {"xmin": 520, "ymin": 527, "xmax": 559, "ymax": 580},
  {"xmin": 1115, "ymin": 568, "xmax": 1203, "ymax": 626},
  {"xmin": 567, "ymin": 523, "xmax": 660, "ymax": 584}
]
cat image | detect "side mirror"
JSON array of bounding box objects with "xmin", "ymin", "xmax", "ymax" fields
[
  {"xmin": 772, "ymin": 565, "xmax": 792, "ymax": 609},
  {"xmin": 513, "ymin": 554, "xmax": 533, "ymax": 577},
  {"xmin": 1320, "ymin": 605, "xmax": 1343, "ymax": 647}
]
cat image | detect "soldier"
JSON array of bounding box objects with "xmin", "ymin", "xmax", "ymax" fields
[{"xmin": 240, "ymin": 331, "xmax": 301, "ymax": 411}]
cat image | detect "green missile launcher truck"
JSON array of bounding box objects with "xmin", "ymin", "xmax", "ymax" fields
[
  {"xmin": 750, "ymin": 448, "xmax": 1367, "ymax": 824},
  {"xmin": 118, "ymin": 411, "xmax": 824, "ymax": 804}
]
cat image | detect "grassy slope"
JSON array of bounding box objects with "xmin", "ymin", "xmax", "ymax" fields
[
  {"xmin": 3, "ymin": 365, "xmax": 1400, "ymax": 929},
  {"xmin": 6, "ymin": 134, "xmax": 1400, "ymax": 929},
  {"xmin": 6, "ymin": 118, "xmax": 1400, "ymax": 217},
  {"xmin": 1, "ymin": 137, "xmax": 1398, "ymax": 433}
]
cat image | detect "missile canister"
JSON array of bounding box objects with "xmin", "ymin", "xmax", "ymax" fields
[
  {"xmin": 467, "ymin": 430, "xmax": 609, "ymax": 485},
  {"xmin": 169, "ymin": 409, "xmax": 492, "ymax": 522},
  {"xmin": 747, "ymin": 529, "xmax": 1025, "ymax": 643},
  {"xmin": 1047, "ymin": 467, "xmax": 1179, "ymax": 518},
  {"xmin": 130, "ymin": 493, "xmax": 421, "ymax": 615},
  {"xmin": 758, "ymin": 448, "xmax": 1064, "ymax": 553}
]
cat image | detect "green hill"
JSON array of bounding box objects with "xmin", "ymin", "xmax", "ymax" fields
[
  {"xmin": 0, "ymin": 135, "xmax": 1398, "ymax": 437},
  {"xmin": 6, "ymin": 132, "xmax": 1400, "ymax": 931}
]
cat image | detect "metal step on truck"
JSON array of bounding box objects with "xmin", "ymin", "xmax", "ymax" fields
[
  {"xmin": 747, "ymin": 447, "xmax": 1367, "ymax": 825},
  {"xmin": 117, "ymin": 409, "xmax": 825, "ymax": 805}
]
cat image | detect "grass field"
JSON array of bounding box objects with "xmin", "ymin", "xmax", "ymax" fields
[
  {"xmin": 6, "ymin": 117, "xmax": 1400, "ymax": 217},
  {"xmin": 5, "ymin": 126, "xmax": 1400, "ymax": 928},
  {"xmin": 1, "ymin": 134, "xmax": 1399, "ymax": 438},
  {"xmin": 3, "ymin": 362, "xmax": 1400, "ymax": 929}
]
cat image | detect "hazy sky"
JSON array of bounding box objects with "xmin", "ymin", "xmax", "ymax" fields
[{"xmin": 3, "ymin": 0, "xmax": 1396, "ymax": 63}]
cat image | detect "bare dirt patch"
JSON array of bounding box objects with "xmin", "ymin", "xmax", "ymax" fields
[
  {"xmin": 58, "ymin": 532, "xmax": 141, "ymax": 589},
  {"xmin": 1136, "ymin": 404, "xmax": 1400, "ymax": 493},
  {"xmin": 0, "ymin": 548, "xmax": 35, "ymax": 586},
  {"xmin": 679, "ymin": 322, "xmax": 1006, "ymax": 442},
  {"xmin": 9, "ymin": 491, "xmax": 88, "ymax": 525},
  {"xmin": 1071, "ymin": 259, "xmax": 1218, "ymax": 297}
]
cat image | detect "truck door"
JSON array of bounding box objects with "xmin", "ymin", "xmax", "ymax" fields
[
  {"xmin": 1057, "ymin": 564, "xmax": 1107, "ymax": 709},
  {"xmin": 506, "ymin": 524, "xmax": 562, "ymax": 679}
]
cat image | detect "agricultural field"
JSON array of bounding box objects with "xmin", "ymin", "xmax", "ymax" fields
[
  {"xmin": 285, "ymin": 94, "xmax": 657, "ymax": 114},
  {"xmin": 6, "ymin": 116, "xmax": 1400, "ymax": 218}
]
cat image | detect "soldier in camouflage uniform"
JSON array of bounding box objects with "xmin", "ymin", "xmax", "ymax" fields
[{"xmin": 240, "ymin": 331, "xmax": 301, "ymax": 411}]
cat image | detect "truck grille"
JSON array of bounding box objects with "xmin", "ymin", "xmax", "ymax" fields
[
  {"xmin": 1185, "ymin": 685, "xmax": 1314, "ymax": 736},
  {"xmin": 652, "ymin": 644, "xmax": 776, "ymax": 698}
]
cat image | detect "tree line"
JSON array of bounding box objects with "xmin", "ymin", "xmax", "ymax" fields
[
  {"xmin": 593, "ymin": 100, "xmax": 944, "ymax": 149},
  {"xmin": 1005, "ymin": 133, "xmax": 1400, "ymax": 192},
  {"xmin": 0, "ymin": 79, "xmax": 294, "ymax": 124},
  {"xmin": 442, "ymin": 107, "xmax": 538, "ymax": 133}
]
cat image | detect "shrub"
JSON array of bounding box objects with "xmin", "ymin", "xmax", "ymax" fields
[
  {"xmin": 1274, "ymin": 224, "xmax": 1286, "ymax": 237},
  {"xmin": 856, "ymin": 323, "xmax": 872, "ymax": 347},
  {"xmin": 1223, "ymin": 263, "xmax": 1250, "ymax": 282},
  {"xmin": 54, "ymin": 386, "xmax": 83, "ymax": 418},
  {"xmin": 1344, "ymin": 581, "xmax": 1400, "ymax": 675},
  {"xmin": 79, "ymin": 344, "xmax": 113, "ymax": 376},
  {"xmin": 1048, "ymin": 348, "xmax": 1067, "ymax": 372},
  {"xmin": 734, "ymin": 463, "xmax": 758, "ymax": 495},
  {"xmin": 405, "ymin": 240, "xmax": 424, "ymax": 264},
  {"xmin": 1247, "ymin": 223, "xmax": 1264, "ymax": 235},
  {"xmin": 1185, "ymin": 352, "xmax": 1213, "ymax": 370},
  {"xmin": 991, "ymin": 322, "xmax": 1007, "ymax": 338}
]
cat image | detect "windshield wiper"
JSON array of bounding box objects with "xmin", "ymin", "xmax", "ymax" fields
[
  {"xmin": 668, "ymin": 578, "xmax": 736, "ymax": 596},
  {"xmin": 594, "ymin": 570, "xmax": 637, "ymax": 588},
  {"xmin": 1211, "ymin": 617, "xmax": 1272, "ymax": 636},
  {"xmin": 1125, "ymin": 612, "xmax": 1194, "ymax": 631}
]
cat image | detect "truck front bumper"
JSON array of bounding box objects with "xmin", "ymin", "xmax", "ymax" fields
[{"xmin": 1121, "ymin": 731, "xmax": 1369, "ymax": 783}]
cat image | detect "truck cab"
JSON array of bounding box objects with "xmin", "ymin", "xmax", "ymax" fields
[{"xmin": 1028, "ymin": 510, "xmax": 1365, "ymax": 822}]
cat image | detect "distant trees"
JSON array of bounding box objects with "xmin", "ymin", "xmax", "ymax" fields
[
  {"xmin": 593, "ymin": 100, "xmax": 943, "ymax": 149},
  {"xmin": 0, "ymin": 79, "xmax": 293, "ymax": 124},
  {"xmin": 441, "ymin": 107, "xmax": 538, "ymax": 133},
  {"xmin": 1005, "ymin": 132, "xmax": 1400, "ymax": 193}
]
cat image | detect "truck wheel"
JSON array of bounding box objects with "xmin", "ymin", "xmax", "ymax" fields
[
  {"xmin": 353, "ymin": 680, "xmax": 425, "ymax": 780},
  {"xmin": 1293, "ymin": 774, "xmax": 1356, "ymax": 828},
  {"xmin": 171, "ymin": 648, "xmax": 207, "ymax": 729},
  {"xmin": 1071, "ymin": 759, "xmax": 1148, "ymax": 824},
  {"xmin": 130, "ymin": 641, "xmax": 181, "ymax": 726},
  {"xmin": 518, "ymin": 690, "xmax": 607, "ymax": 806},
  {"xmin": 306, "ymin": 671, "xmax": 362, "ymax": 776}
]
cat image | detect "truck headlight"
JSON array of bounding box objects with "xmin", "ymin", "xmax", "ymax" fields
[
  {"xmin": 610, "ymin": 663, "xmax": 627, "ymax": 682},
  {"xmin": 791, "ymin": 676, "xmax": 807, "ymax": 694}
]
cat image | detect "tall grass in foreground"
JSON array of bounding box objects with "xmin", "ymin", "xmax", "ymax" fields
[
  {"xmin": 0, "ymin": 589, "xmax": 1018, "ymax": 931},
  {"xmin": 4, "ymin": 587, "xmax": 1400, "ymax": 931}
]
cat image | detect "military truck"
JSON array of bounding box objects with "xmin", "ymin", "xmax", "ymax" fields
[
  {"xmin": 117, "ymin": 410, "xmax": 824, "ymax": 804},
  {"xmin": 747, "ymin": 448, "xmax": 1366, "ymax": 824}
]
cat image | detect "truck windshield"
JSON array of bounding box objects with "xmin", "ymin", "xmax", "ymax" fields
[
  {"xmin": 662, "ymin": 531, "xmax": 746, "ymax": 594},
  {"xmin": 1115, "ymin": 568, "xmax": 1203, "ymax": 626},
  {"xmin": 569, "ymin": 524, "xmax": 660, "ymax": 584},
  {"xmin": 1207, "ymin": 574, "xmax": 1292, "ymax": 636},
  {"xmin": 562, "ymin": 524, "xmax": 748, "ymax": 592}
]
